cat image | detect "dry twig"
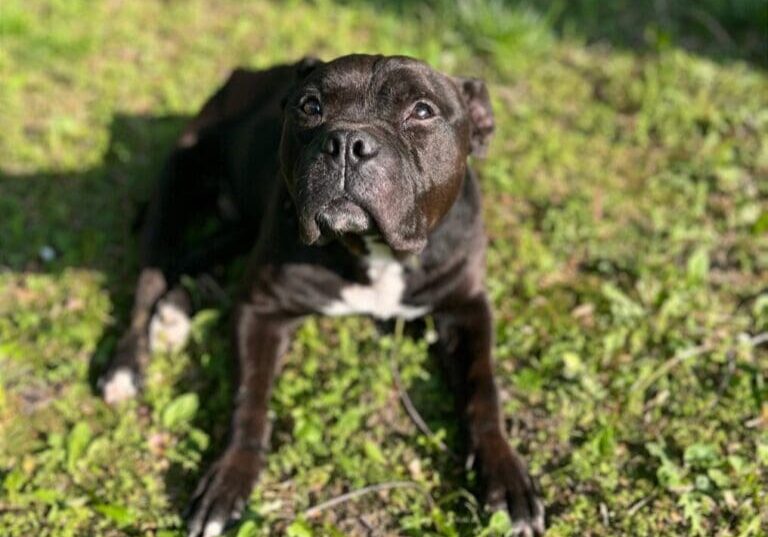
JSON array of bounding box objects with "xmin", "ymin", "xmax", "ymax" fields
[
  {"xmin": 632, "ymin": 332, "xmax": 768, "ymax": 394},
  {"xmin": 304, "ymin": 480, "xmax": 433, "ymax": 519},
  {"xmin": 388, "ymin": 318, "xmax": 457, "ymax": 459}
]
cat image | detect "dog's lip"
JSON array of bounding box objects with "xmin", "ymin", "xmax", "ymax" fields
[
  {"xmin": 299, "ymin": 196, "xmax": 426, "ymax": 255},
  {"xmin": 314, "ymin": 198, "xmax": 374, "ymax": 238}
]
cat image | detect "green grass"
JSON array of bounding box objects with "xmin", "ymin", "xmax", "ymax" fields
[{"xmin": 1, "ymin": 1, "xmax": 767, "ymax": 535}]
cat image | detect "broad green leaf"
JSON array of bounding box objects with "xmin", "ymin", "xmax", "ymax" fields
[
  {"xmin": 286, "ymin": 519, "xmax": 313, "ymax": 537},
  {"xmin": 67, "ymin": 422, "xmax": 92, "ymax": 470},
  {"xmin": 94, "ymin": 503, "xmax": 135, "ymax": 527},
  {"xmin": 162, "ymin": 393, "xmax": 199, "ymax": 429},
  {"xmin": 363, "ymin": 440, "xmax": 387, "ymax": 465},
  {"xmin": 236, "ymin": 520, "xmax": 258, "ymax": 537},
  {"xmin": 686, "ymin": 248, "xmax": 709, "ymax": 284},
  {"xmin": 684, "ymin": 443, "xmax": 719, "ymax": 469}
]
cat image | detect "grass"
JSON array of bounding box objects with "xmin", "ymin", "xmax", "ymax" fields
[{"xmin": 1, "ymin": 0, "xmax": 767, "ymax": 535}]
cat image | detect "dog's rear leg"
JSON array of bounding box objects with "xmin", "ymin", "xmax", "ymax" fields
[
  {"xmin": 100, "ymin": 144, "xmax": 217, "ymax": 403},
  {"xmin": 100, "ymin": 268, "xmax": 168, "ymax": 403}
]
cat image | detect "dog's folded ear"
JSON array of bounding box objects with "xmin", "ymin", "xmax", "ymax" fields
[
  {"xmin": 281, "ymin": 57, "xmax": 325, "ymax": 110},
  {"xmin": 295, "ymin": 56, "xmax": 324, "ymax": 81},
  {"xmin": 454, "ymin": 77, "xmax": 495, "ymax": 157}
]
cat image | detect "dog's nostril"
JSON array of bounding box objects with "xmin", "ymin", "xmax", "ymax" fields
[
  {"xmin": 323, "ymin": 131, "xmax": 378, "ymax": 162},
  {"xmin": 352, "ymin": 139, "xmax": 365, "ymax": 158},
  {"xmin": 322, "ymin": 134, "xmax": 342, "ymax": 157},
  {"xmin": 350, "ymin": 136, "xmax": 377, "ymax": 160}
]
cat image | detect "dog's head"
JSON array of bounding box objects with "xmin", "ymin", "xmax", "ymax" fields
[{"xmin": 279, "ymin": 54, "xmax": 494, "ymax": 254}]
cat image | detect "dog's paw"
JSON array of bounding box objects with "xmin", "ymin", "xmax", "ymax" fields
[
  {"xmin": 100, "ymin": 367, "xmax": 140, "ymax": 404},
  {"xmin": 99, "ymin": 331, "xmax": 149, "ymax": 404},
  {"xmin": 477, "ymin": 433, "xmax": 545, "ymax": 537},
  {"xmin": 149, "ymin": 299, "xmax": 191, "ymax": 354},
  {"xmin": 186, "ymin": 449, "xmax": 262, "ymax": 537}
]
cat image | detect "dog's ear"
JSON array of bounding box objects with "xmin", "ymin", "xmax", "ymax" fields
[
  {"xmin": 454, "ymin": 77, "xmax": 494, "ymax": 157},
  {"xmin": 296, "ymin": 56, "xmax": 324, "ymax": 81},
  {"xmin": 282, "ymin": 57, "xmax": 325, "ymax": 110}
]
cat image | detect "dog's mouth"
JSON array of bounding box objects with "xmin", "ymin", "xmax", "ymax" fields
[
  {"xmin": 315, "ymin": 198, "xmax": 374, "ymax": 238},
  {"xmin": 299, "ymin": 197, "xmax": 376, "ymax": 247}
]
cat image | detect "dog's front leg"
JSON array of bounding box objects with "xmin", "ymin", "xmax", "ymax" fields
[
  {"xmin": 433, "ymin": 293, "xmax": 545, "ymax": 536},
  {"xmin": 186, "ymin": 302, "xmax": 300, "ymax": 537}
]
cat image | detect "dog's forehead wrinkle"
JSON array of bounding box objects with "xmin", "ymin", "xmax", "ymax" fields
[
  {"xmin": 321, "ymin": 57, "xmax": 376, "ymax": 92},
  {"xmin": 308, "ymin": 56, "xmax": 460, "ymax": 121},
  {"xmin": 379, "ymin": 66, "xmax": 433, "ymax": 94},
  {"xmin": 320, "ymin": 57, "xmax": 436, "ymax": 101}
]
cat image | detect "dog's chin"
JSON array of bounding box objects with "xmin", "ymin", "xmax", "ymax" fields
[
  {"xmin": 317, "ymin": 198, "xmax": 372, "ymax": 235},
  {"xmin": 299, "ymin": 197, "xmax": 427, "ymax": 255},
  {"xmin": 299, "ymin": 198, "xmax": 374, "ymax": 246}
]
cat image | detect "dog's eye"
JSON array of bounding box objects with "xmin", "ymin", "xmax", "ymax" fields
[
  {"xmin": 410, "ymin": 101, "xmax": 434, "ymax": 121},
  {"xmin": 300, "ymin": 96, "xmax": 322, "ymax": 116}
]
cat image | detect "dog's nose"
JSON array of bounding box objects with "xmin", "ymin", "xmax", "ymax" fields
[{"xmin": 322, "ymin": 130, "xmax": 379, "ymax": 164}]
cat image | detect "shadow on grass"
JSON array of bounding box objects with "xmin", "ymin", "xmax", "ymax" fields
[
  {"xmin": 0, "ymin": 113, "xmax": 233, "ymax": 515},
  {"xmin": 0, "ymin": 115, "xmax": 190, "ymax": 389}
]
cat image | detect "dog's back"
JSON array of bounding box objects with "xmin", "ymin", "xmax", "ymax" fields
[
  {"xmin": 177, "ymin": 64, "xmax": 294, "ymax": 149},
  {"xmin": 167, "ymin": 64, "xmax": 295, "ymax": 235}
]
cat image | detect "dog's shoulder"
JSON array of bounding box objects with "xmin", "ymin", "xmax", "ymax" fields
[{"xmin": 177, "ymin": 63, "xmax": 296, "ymax": 148}]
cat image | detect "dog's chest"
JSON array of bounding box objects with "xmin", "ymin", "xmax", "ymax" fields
[{"xmin": 320, "ymin": 243, "xmax": 429, "ymax": 320}]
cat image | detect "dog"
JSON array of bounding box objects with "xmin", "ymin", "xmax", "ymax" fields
[{"xmin": 99, "ymin": 54, "xmax": 545, "ymax": 537}]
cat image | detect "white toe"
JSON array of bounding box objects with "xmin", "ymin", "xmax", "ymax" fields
[
  {"xmin": 149, "ymin": 300, "xmax": 191, "ymax": 353},
  {"xmin": 511, "ymin": 520, "xmax": 533, "ymax": 537},
  {"xmin": 202, "ymin": 519, "xmax": 224, "ymax": 537},
  {"xmin": 102, "ymin": 368, "xmax": 138, "ymax": 404}
]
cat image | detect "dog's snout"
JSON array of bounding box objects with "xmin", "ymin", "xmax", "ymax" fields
[{"xmin": 321, "ymin": 130, "xmax": 379, "ymax": 164}]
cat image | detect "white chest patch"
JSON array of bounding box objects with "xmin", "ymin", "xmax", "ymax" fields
[{"xmin": 320, "ymin": 241, "xmax": 430, "ymax": 320}]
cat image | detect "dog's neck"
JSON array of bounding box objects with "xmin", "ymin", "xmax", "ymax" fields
[
  {"xmin": 320, "ymin": 235, "xmax": 428, "ymax": 320},
  {"xmin": 335, "ymin": 233, "xmax": 417, "ymax": 265}
]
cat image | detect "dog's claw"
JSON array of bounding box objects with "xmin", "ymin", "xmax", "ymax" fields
[
  {"xmin": 479, "ymin": 433, "xmax": 545, "ymax": 536},
  {"xmin": 185, "ymin": 449, "xmax": 261, "ymax": 537},
  {"xmin": 506, "ymin": 496, "xmax": 545, "ymax": 536}
]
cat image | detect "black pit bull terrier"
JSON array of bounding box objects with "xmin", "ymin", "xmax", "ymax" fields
[{"xmin": 99, "ymin": 54, "xmax": 545, "ymax": 537}]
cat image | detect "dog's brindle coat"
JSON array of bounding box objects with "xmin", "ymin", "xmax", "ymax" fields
[{"xmin": 99, "ymin": 55, "xmax": 545, "ymax": 537}]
